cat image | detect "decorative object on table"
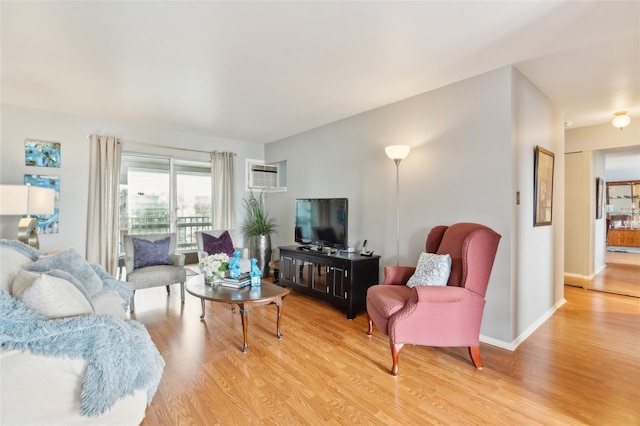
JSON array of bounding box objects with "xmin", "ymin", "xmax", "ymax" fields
[
  {"xmin": 221, "ymin": 273, "xmax": 250, "ymax": 289},
  {"xmin": 25, "ymin": 139, "xmax": 61, "ymax": 168},
  {"xmin": 0, "ymin": 184, "xmax": 56, "ymax": 248},
  {"xmin": 533, "ymin": 145, "xmax": 555, "ymax": 227},
  {"xmin": 242, "ymin": 190, "xmax": 277, "ymax": 278},
  {"xmin": 250, "ymin": 258, "xmax": 261, "ymax": 287},
  {"xmin": 229, "ymin": 250, "xmax": 242, "ymax": 279},
  {"xmin": 385, "ymin": 145, "xmax": 411, "ymax": 266},
  {"xmin": 200, "ymin": 252, "xmax": 230, "ymax": 285}
]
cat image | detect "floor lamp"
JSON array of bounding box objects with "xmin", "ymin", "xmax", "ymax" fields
[
  {"xmin": 385, "ymin": 145, "xmax": 411, "ymax": 266},
  {"xmin": 0, "ymin": 184, "xmax": 55, "ymax": 249}
]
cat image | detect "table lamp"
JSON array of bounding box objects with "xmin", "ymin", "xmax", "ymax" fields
[{"xmin": 0, "ymin": 184, "xmax": 55, "ymax": 249}]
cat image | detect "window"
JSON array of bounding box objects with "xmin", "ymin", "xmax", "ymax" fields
[{"xmin": 119, "ymin": 155, "xmax": 212, "ymax": 253}]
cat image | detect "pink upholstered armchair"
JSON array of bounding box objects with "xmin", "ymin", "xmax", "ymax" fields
[{"xmin": 366, "ymin": 223, "xmax": 501, "ymax": 375}]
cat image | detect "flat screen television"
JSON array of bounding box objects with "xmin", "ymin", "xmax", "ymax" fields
[{"xmin": 295, "ymin": 198, "xmax": 348, "ymax": 249}]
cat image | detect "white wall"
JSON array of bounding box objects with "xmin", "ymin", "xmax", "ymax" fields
[
  {"xmin": 0, "ymin": 104, "xmax": 264, "ymax": 255},
  {"xmin": 512, "ymin": 69, "xmax": 565, "ymax": 340},
  {"xmin": 265, "ymin": 66, "xmax": 564, "ymax": 346}
]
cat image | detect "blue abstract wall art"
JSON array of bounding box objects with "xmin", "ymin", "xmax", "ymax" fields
[
  {"xmin": 25, "ymin": 139, "xmax": 61, "ymax": 168},
  {"xmin": 29, "ymin": 208, "xmax": 59, "ymax": 234}
]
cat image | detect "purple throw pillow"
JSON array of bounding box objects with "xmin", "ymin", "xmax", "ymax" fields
[
  {"xmin": 133, "ymin": 236, "xmax": 172, "ymax": 270},
  {"xmin": 202, "ymin": 231, "xmax": 235, "ymax": 257}
]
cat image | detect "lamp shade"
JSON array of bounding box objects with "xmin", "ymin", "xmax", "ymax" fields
[
  {"xmin": 0, "ymin": 185, "xmax": 55, "ymax": 216},
  {"xmin": 385, "ymin": 145, "xmax": 411, "ymax": 161},
  {"xmin": 612, "ymin": 111, "xmax": 631, "ymax": 130}
]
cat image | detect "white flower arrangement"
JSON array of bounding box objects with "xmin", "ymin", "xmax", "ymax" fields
[{"xmin": 201, "ymin": 253, "xmax": 230, "ymax": 276}]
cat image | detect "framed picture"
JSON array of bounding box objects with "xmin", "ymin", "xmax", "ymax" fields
[
  {"xmin": 35, "ymin": 207, "xmax": 59, "ymax": 234},
  {"xmin": 25, "ymin": 139, "xmax": 61, "ymax": 168},
  {"xmin": 24, "ymin": 174, "xmax": 60, "ymax": 200},
  {"xmin": 596, "ymin": 177, "xmax": 604, "ymax": 219},
  {"xmin": 533, "ymin": 146, "xmax": 554, "ymax": 226}
]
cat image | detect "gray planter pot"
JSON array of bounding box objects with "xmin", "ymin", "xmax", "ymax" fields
[{"xmin": 248, "ymin": 234, "xmax": 271, "ymax": 278}]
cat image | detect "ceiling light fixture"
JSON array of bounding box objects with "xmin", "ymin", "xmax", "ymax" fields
[{"xmin": 612, "ymin": 111, "xmax": 631, "ymax": 130}]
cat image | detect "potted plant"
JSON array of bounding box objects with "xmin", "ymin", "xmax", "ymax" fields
[{"xmin": 242, "ymin": 191, "xmax": 277, "ymax": 277}]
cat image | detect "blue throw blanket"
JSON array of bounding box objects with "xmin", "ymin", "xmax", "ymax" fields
[{"xmin": 0, "ymin": 291, "xmax": 164, "ymax": 417}]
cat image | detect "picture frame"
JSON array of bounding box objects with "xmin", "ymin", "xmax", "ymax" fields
[
  {"xmin": 596, "ymin": 177, "xmax": 604, "ymax": 219},
  {"xmin": 533, "ymin": 145, "xmax": 554, "ymax": 226},
  {"xmin": 34, "ymin": 208, "xmax": 60, "ymax": 234},
  {"xmin": 25, "ymin": 139, "xmax": 61, "ymax": 168}
]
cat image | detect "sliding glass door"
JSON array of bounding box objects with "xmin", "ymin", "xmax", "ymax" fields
[
  {"xmin": 175, "ymin": 169, "xmax": 212, "ymax": 251},
  {"xmin": 119, "ymin": 155, "xmax": 211, "ymax": 253}
]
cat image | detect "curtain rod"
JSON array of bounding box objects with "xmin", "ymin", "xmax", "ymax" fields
[{"xmin": 85, "ymin": 134, "xmax": 236, "ymax": 156}]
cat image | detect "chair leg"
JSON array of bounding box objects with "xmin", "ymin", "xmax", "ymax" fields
[
  {"xmin": 469, "ymin": 346, "xmax": 484, "ymax": 369},
  {"xmin": 129, "ymin": 291, "xmax": 136, "ymax": 312},
  {"xmin": 366, "ymin": 313, "xmax": 373, "ymax": 336},
  {"xmin": 180, "ymin": 283, "xmax": 185, "ymax": 303},
  {"xmin": 166, "ymin": 285, "xmax": 171, "ymax": 294},
  {"xmin": 391, "ymin": 343, "xmax": 403, "ymax": 376}
]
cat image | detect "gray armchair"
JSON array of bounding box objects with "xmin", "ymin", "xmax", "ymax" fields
[
  {"xmin": 195, "ymin": 230, "xmax": 251, "ymax": 273},
  {"xmin": 124, "ymin": 233, "xmax": 186, "ymax": 312}
]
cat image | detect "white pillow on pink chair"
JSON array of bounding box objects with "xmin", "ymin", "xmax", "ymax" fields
[{"xmin": 406, "ymin": 252, "xmax": 451, "ymax": 288}]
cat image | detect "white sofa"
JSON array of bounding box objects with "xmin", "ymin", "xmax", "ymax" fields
[{"xmin": 0, "ymin": 240, "xmax": 163, "ymax": 425}]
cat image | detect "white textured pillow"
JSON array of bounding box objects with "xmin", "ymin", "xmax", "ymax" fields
[
  {"xmin": 12, "ymin": 270, "xmax": 94, "ymax": 318},
  {"xmin": 406, "ymin": 253, "xmax": 452, "ymax": 288},
  {"xmin": 92, "ymin": 291, "xmax": 127, "ymax": 319},
  {"xmin": 0, "ymin": 246, "xmax": 35, "ymax": 294}
]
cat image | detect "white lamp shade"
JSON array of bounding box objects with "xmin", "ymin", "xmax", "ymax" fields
[
  {"xmin": 612, "ymin": 112, "xmax": 631, "ymax": 129},
  {"xmin": 385, "ymin": 145, "xmax": 411, "ymax": 160},
  {"xmin": 28, "ymin": 186, "xmax": 55, "ymax": 215},
  {"xmin": 0, "ymin": 185, "xmax": 55, "ymax": 216}
]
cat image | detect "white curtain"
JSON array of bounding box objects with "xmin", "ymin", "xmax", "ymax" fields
[
  {"xmin": 210, "ymin": 151, "xmax": 236, "ymax": 230},
  {"xmin": 86, "ymin": 135, "xmax": 123, "ymax": 275}
]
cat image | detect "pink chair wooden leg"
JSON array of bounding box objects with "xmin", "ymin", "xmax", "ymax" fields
[
  {"xmin": 391, "ymin": 343, "xmax": 403, "ymax": 376},
  {"xmin": 367, "ymin": 314, "xmax": 373, "ymax": 336},
  {"xmin": 469, "ymin": 346, "xmax": 483, "ymax": 369}
]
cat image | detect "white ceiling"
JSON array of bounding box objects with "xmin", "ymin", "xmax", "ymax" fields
[{"xmin": 1, "ymin": 1, "xmax": 639, "ymax": 144}]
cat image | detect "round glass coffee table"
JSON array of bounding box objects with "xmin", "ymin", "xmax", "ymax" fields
[{"xmin": 185, "ymin": 274, "xmax": 291, "ymax": 352}]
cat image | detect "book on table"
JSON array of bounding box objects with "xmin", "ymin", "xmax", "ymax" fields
[{"xmin": 221, "ymin": 275, "xmax": 251, "ymax": 288}]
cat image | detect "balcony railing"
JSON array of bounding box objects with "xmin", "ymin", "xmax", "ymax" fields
[{"xmin": 120, "ymin": 216, "xmax": 212, "ymax": 254}]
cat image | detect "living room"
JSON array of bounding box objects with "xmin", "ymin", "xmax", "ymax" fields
[{"xmin": 1, "ymin": 1, "xmax": 638, "ymax": 424}]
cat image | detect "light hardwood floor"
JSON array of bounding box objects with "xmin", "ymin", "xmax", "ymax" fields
[
  {"xmin": 133, "ymin": 276, "xmax": 640, "ymax": 425},
  {"xmin": 567, "ymin": 251, "xmax": 640, "ymax": 297}
]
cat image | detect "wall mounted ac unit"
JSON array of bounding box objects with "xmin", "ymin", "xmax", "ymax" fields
[{"xmin": 246, "ymin": 160, "xmax": 284, "ymax": 191}]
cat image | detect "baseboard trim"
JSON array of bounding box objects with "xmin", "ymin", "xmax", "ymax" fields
[
  {"xmin": 480, "ymin": 297, "xmax": 567, "ymax": 352},
  {"xmin": 564, "ymin": 271, "xmax": 595, "ymax": 280}
]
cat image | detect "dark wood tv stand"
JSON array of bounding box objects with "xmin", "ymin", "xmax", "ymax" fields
[{"xmin": 278, "ymin": 246, "xmax": 380, "ymax": 319}]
